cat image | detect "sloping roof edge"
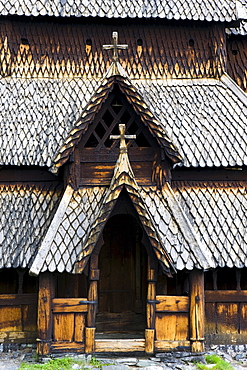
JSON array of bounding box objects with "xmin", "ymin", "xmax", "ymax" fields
[
  {"xmin": 29, "ymin": 184, "xmax": 74, "ymax": 276},
  {"xmin": 221, "ymin": 73, "xmax": 247, "ymax": 105},
  {"xmin": 164, "ymin": 183, "xmax": 213, "ymax": 270}
]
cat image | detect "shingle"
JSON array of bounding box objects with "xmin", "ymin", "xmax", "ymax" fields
[
  {"xmin": 41, "ymin": 187, "xmax": 106, "ymax": 273},
  {"xmin": 173, "ymin": 181, "xmax": 247, "ymax": 269},
  {"xmin": 0, "ymin": 77, "xmax": 98, "ymax": 167},
  {"xmin": 0, "ymin": 0, "xmax": 239, "ymax": 21},
  {"xmin": 0, "ymin": 183, "xmax": 62, "ymax": 269},
  {"xmin": 135, "ymin": 76, "xmax": 247, "ymax": 168},
  {"xmin": 0, "ymin": 74, "xmax": 246, "ymax": 170}
]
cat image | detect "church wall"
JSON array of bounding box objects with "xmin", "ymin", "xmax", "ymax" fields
[
  {"xmin": 205, "ymin": 267, "xmax": 247, "ymax": 345},
  {"xmin": 0, "ymin": 268, "xmax": 38, "ymax": 347},
  {"xmin": 0, "ymin": 18, "xmax": 226, "ymax": 79},
  {"xmin": 226, "ymin": 36, "xmax": 247, "ymax": 92}
]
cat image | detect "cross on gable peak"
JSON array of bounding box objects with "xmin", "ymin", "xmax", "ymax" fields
[
  {"xmin": 110, "ymin": 124, "xmax": 136, "ymax": 154},
  {"xmin": 103, "ymin": 32, "xmax": 128, "ymax": 63}
]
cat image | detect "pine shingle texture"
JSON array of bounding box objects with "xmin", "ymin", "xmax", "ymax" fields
[
  {"xmin": 0, "ymin": 0, "xmax": 238, "ymax": 21},
  {"xmin": 0, "ymin": 184, "xmax": 62, "ymax": 269},
  {"xmin": 140, "ymin": 186, "xmax": 211, "ymax": 271},
  {"xmin": 42, "ymin": 187, "xmax": 107, "ymax": 273},
  {"xmin": 135, "ymin": 78, "xmax": 247, "ymax": 168},
  {"xmin": 0, "ymin": 78, "xmax": 98, "ymax": 167},
  {"xmin": 1, "ymin": 75, "xmax": 247, "ymax": 169},
  {"xmin": 174, "ymin": 182, "xmax": 247, "ymax": 269}
]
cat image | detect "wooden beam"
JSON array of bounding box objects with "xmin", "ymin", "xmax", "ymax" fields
[
  {"xmin": 37, "ymin": 272, "xmax": 55, "ymax": 356},
  {"xmin": 87, "ymin": 256, "xmax": 98, "ymax": 328},
  {"xmin": 146, "ymin": 258, "xmax": 156, "ymax": 354},
  {"xmin": 95, "ymin": 338, "xmax": 145, "ymax": 352},
  {"xmin": 0, "ymin": 293, "xmax": 37, "ymax": 305},
  {"xmin": 85, "ymin": 327, "xmax": 95, "ymax": 353},
  {"xmin": 52, "ymin": 298, "xmax": 88, "ymax": 313},
  {"xmin": 155, "ymin": 340, "xmax": 190, "ymax": 351},
  {"xmin": 156, "ymin": 295, "xmax": 189, "ymax": 312},
  {"xmin": 145, "ymin": 329, "xmax": 155, "ymax": 354},
  {"xmin": 205, "ymin": 290, "xmax": 247, "ymax": 302},
  {"xmin": 190, "ymin": 269, "xmax": 204, "ymax": 353}
]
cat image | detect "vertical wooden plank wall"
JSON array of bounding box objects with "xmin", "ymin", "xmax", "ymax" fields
[
  {"xmin": 205, "ymin": 290, "xmax": 247, "ymax": 344},
  {"xmin": 37, "ymin": 272, "xmax": 55, "ymax": 355},
  {"xmin": 190, "ymin": 269, "xmax": 204, "ymax": 353}
]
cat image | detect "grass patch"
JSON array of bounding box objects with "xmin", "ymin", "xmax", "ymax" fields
[
  {"xmin": 20, "ymin": 356, "xmax": 85, "ymax": 370},
  {"xmin": 197, "ymin": 354, "xmax": 234, "ymax": 370},
  {"xmin": 90, "ymin": 357, "xmax": 102, "ymax": 368},
  {"xmin": 20, "ymin": 355, "xmax": 103, "ymax": 370}
]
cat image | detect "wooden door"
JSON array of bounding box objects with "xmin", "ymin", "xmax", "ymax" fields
[{"xmin": 97, "ymin": 214, "xmax": 147, "ymax": 336}]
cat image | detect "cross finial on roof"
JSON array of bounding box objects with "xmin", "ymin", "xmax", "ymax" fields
[
  {"xmin": 103, "ymin": 32, "xmax": 128, "ymax": 63},
  {"xmin": 110, "ymin": 124, "xmax": 136, "ymax": 154}
]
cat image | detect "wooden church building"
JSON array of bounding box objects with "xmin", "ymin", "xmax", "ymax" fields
[{"xmin": 1, "ymin": 0, "xmax": 247, "ymax": 355}]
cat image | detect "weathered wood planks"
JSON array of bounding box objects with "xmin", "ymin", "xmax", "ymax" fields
[
  {"xmin": 190, "ymin": 270, "xmax": 204, "ymax": 353},
  {"xmin": 95, "ymin": 338, "xmax": 145, "ymax": 352},
  {"xmin": 37, "ymin": 272, "xmax": 55, "ymax": 355},
  {"xmin": 205, "ymin": 290, "xmax": 247, "ymax": 344},
  {"xmin": 52, "ymin": 298, "xmax": 88, "ymax": 313}
]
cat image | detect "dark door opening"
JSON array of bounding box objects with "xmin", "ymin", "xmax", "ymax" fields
[{"xmin": 96, "ymin": 214, "xmax": 147, "ymax": 339}]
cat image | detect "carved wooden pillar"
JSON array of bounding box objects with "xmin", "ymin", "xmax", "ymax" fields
[
  {"xmin": 37, "ymin": 272, "xmax": 55, "ymax": 355},
  {"xmin": 145, "ymin": 257, "xmax": 156, "ymax": 354},
  {"xmin": 190, "ymin": 269, "xmax": 205, "ymax": 353},
  {"xmin": 85, "ymin": 255, "xmax": 99, "ymax": 353}
]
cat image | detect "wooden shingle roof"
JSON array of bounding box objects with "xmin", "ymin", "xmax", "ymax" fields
[
  {"xmin": 0, "ymin": 0, "xmax": 242, "ymax": 22},
  {"xmin": 0, "ymin": 183, "xmax": 62, "ymax": 269},
  {"xmin": 174, "ymin": 180, "xmax": 247, "ymax": 269},
  {"xmin": 1, "ymin": 74, "xmax": 247, "ymax": 169},
  {"xmin": 135, "ymin": 75, "xmax": 247, "ymax": 168}
]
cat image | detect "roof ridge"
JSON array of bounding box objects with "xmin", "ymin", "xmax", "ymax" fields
[{"xmin": 221, "ymin": 73, "xmax": 247, "ymax": 106}]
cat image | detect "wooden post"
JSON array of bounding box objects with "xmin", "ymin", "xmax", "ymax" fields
[
  {"xmin": 190, "ymin": 269, "xmax": 205, "ymax": 353},
  {"xmin": 146, "ymin": 258, "xmax": 156, "ymax": 354},
  {"xmin": 37, "ymin": 272, "xmax": 55, "ymax": 355},
  {"xmin": 85, "ymin": 255, "xmax": 99, "ymax": 353},
  {"xmin": 85, "ymin": 327, "xmax": 96, "ymax": 353},
  {"xmin": 145, "ymin": 328, "xmax": 155, "ymax": 354}
]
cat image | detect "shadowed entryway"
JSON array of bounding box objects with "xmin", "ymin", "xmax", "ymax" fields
[{"xmin": 96, "ymin": 214, "xmax": 147, "ymax": 338}]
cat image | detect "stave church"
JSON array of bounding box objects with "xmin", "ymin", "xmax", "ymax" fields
[{"xmin": 1, "ymin": 0, "xmax": 247, "ymax": 355}]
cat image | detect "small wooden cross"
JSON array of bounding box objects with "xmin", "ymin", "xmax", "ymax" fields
[
  {"xmin": 103, "ymin": 32, "xmax": 128, "ymax": 63},
  {"xmin": 110, "ymin": 124, "xmax": 136, "ymax": 154}
]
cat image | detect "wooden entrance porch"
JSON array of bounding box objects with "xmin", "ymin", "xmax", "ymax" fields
[{"xmin": 37, "ymin": 268, "xmax": 204, "ymax": 355}]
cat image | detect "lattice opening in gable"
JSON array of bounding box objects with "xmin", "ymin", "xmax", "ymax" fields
[{"xmin": 83, "ymin": 86, "xmax": 156, "ymax": 150}]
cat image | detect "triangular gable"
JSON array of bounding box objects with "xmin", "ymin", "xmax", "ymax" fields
[
  {"xmin": 73, "ymin": 150, "xmax": 213, "ymax": 275},
  {"xmin": 51, "ymin": 64, "xmax": 182, "ymax": 173},
  {"xmin": 73, "ymin": 136, "xmax": 175, "ymax": 276},
  {"xmin": 29, "ymin": 133, "xmax": 212, "ymax": 276}
]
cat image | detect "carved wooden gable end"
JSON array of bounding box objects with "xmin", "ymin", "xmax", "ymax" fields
[{"xmin": 53, "ymin": 74, "xmax": 182, "ymax": 190}]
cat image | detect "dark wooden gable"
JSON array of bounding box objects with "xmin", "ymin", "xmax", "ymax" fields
[{"xmin": 72, "ymin": 84, "xmax": 167, "ymax": 187}]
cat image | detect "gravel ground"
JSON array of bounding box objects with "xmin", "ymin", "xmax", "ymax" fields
[{"xmin": 1, "ymin": 345, "xmax": 247, "ymax": 370}]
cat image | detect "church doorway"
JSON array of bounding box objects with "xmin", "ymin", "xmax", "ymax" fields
[{"xmin": 96, "ymin": 214, "xmax": 148, "ymax": 339}]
